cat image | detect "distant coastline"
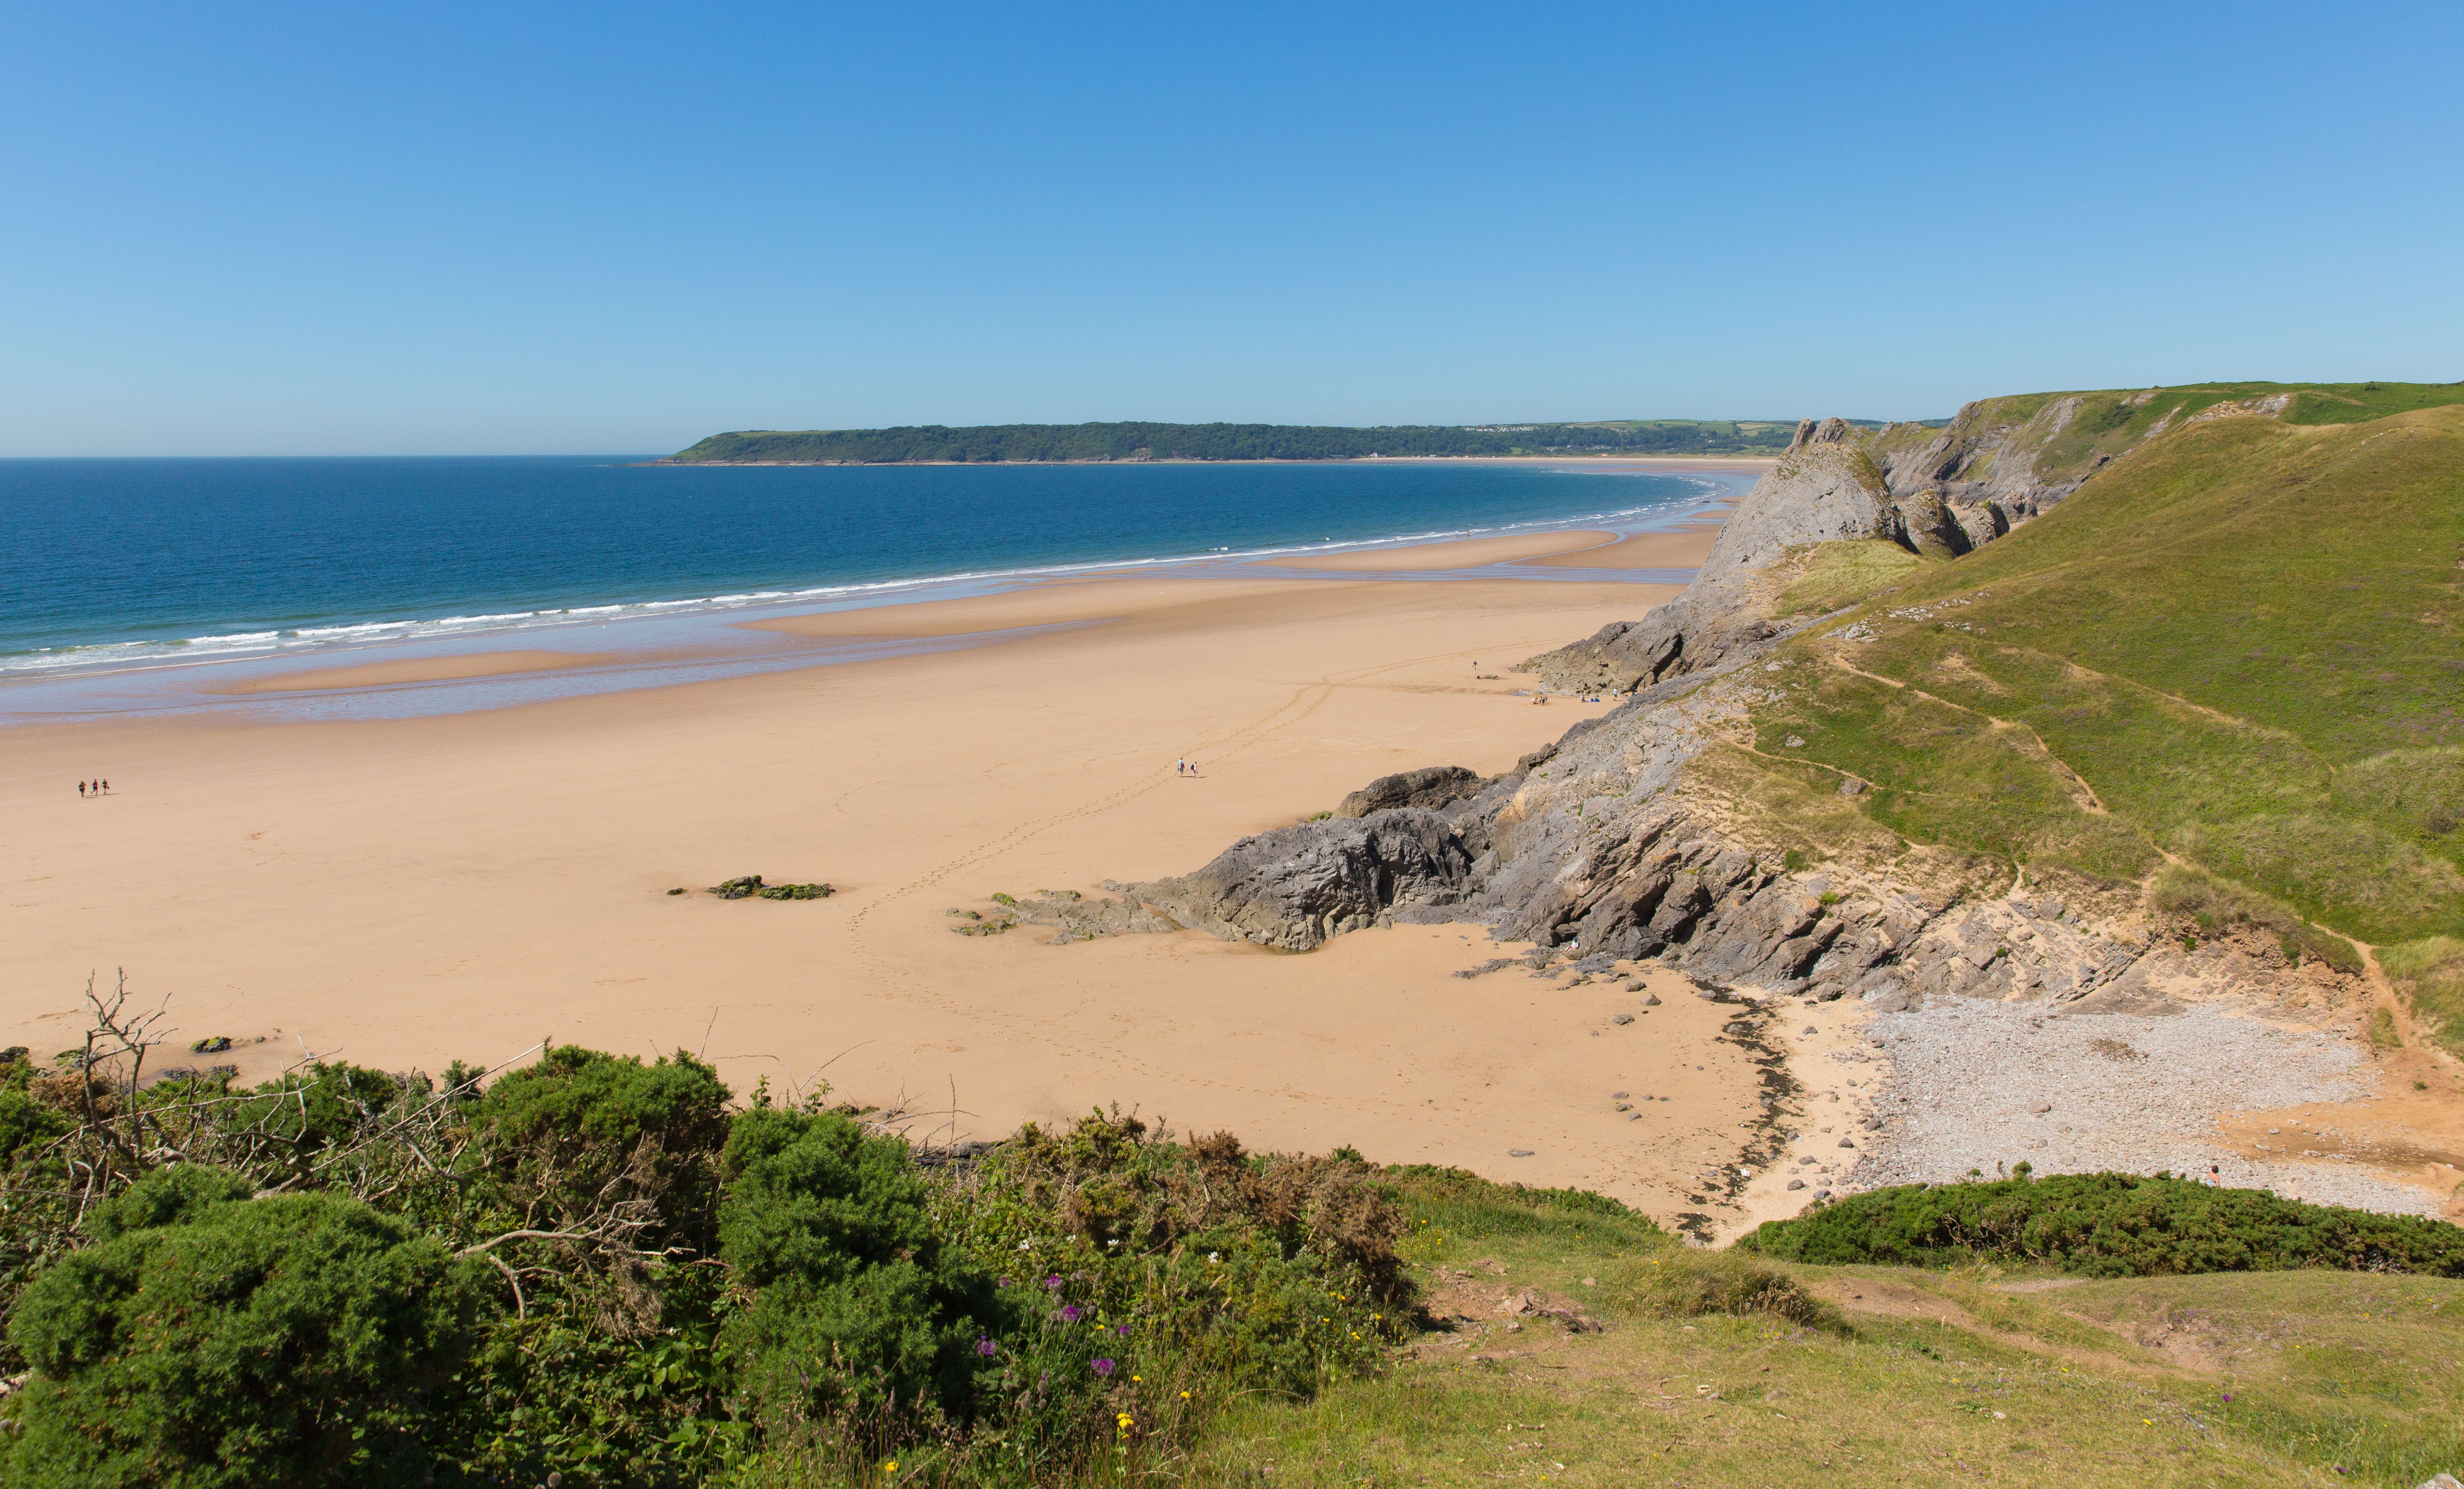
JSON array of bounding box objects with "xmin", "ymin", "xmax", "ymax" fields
[
  {"xmin": 653, "ymin": 418, "xmax": 1894, "ymax": 467},
  {"xmin": 648, "ymin": 453, "xmax": 1780, "ymax": 469}
]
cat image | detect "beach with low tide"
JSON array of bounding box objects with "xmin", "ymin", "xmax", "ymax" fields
[{"xmin": 1, "ymin": 470, "xmax": 1792, "ymax": 1221}]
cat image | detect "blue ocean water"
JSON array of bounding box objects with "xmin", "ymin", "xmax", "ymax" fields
[{"xmin": 0, "ymin": 456, "xmax": 1732, "ymax": 677}]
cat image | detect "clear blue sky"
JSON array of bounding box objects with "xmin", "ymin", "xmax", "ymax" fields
[{"xmin": 6, "ymin": 1, "xmax": 2459, "ymax": 454}]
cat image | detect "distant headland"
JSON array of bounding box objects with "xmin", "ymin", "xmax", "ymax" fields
[{"xmin": 656, "ymin": 418, "xmax": 1926, "ymax": 465}]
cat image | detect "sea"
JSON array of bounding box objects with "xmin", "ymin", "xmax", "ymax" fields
[{"xmin": 0, "ymin": 456, "xmax": 1743, "ymax": 721}]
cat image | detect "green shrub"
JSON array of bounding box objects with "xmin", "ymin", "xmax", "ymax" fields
[
  {"xmin": 948, "ymin": 1114, "xmax": 1405, "ymax": 1399},
  {"xmin": 476, "ymin": 1046, "xmax": 733, "ymax": 1258},
  {"xmin": 1739, "ymin": 1173, "xmax": 2464, "ymax": 1278},
  {"xmin": 0, "ymin": 1084, "xmax": 73, "ymax": 1171},
  {"xmin": 1604, "ymin": 1248, "xmax": 1841, "ymax": 1330},
  {"xmin": 4, "ymin": 1166, "xmax": 480, "ymax": 1488},
  {"xmin": 718, "ymin": 1108, "xmax": 998, "ymax": 1424}
]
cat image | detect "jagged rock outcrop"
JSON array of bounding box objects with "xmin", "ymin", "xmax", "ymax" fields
[
  {"xmin": 1336, "ymin": 765, "xmax": 1489, "ymax": 819},
  {"xmin": 1126, "ymin": 808, "xmax": 1474, "ymax": 951}
]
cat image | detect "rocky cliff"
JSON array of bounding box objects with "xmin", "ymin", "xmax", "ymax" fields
[
  {"xmin": 1515, "ymin": 395, "xmax": 2190, "ymax": 696},
  {"xmin": 1006, "ymin": 385, "xmax": 2462, "ymax": 1219}
]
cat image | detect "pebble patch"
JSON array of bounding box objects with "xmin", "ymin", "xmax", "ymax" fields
[{"xmin": 1852, "ymin": 1001, "xmax": 2438, "ymax": 1216}]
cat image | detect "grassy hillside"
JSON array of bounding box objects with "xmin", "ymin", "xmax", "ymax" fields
[
  {"xmin": 1721, "ymin": 397, "xmax": 2464, "ymax": 1036},
  {"xmin": 1864, "ymin": 379, "xmax": 2464, "ymax": 497},
  {"xmin": 664, "ymin": 419, "xmax": 1811, "ymax": 464},
  {"xmin": 1192, "ymin": 1171, "xmax": 2464, "ymax": 1487}
]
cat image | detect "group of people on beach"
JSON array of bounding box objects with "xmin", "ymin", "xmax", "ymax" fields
[
  {"xmin": 77, "ymin": 779, "xmax": 111, "ymax": 797},
  {"xmin": 1175, "ymin": 758, "xmax": 1201, "ymax": 777}
]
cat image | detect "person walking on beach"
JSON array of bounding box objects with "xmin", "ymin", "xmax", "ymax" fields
[
  {"xmin": 78, "ymin": 781, "xmax": 86, "ymax": 798},
  {"xmin": 1177, "ymin": 758, "xmax": 1186, "ymax": 776}
]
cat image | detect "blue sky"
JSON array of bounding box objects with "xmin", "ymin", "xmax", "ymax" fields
[{"xmin": 5, "ymin": 2, "xmax": 2459, "ymax": 454}]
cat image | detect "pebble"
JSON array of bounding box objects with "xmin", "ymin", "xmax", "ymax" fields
[
  {"xmin": 1787, "ymin": 1179, "xmax": 1805, "ymax": 1191},
  {"xmin": 1802, "ymin": 1025, "xmax": 1820, "ymax": 1036},
  {"xmin": 1612, "ymin": 1013, "xmax": 1635, "ymax": 1025},
  {"xmin": 1508, "ymin": 1149, "xmax": 1534, "ymax": 1158},
  {"xmin": 1853, "ymin": 1001, "xmax": 2437, "ymax": 1215}
]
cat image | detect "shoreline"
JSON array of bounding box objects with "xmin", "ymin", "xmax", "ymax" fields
[
  {"xmin": 0, "ymin": 488, "xmax": 1746, "ymax": 718},
  {"xmin": 4, "ymin": 564, "xmax": 1772, "ymax": 1218}
]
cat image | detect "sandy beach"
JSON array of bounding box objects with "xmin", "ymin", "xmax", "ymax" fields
[{"xmin": 3, "ymin": 551, "xmax": 1792, "ymax": 1220}]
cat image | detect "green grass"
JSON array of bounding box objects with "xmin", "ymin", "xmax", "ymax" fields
[
  {"xmin": 1777, "ymin": 538, "xmax": 1933, "ymax": 615},
  {"xmin": 2381, "ymin": 936, "xmax": 2464, "ymax": 1054},
  {"xmin": 1177, "ymin": 1171, "xmax": 2464, "ymax": 1487},
  {"xmin": 1863, "ymin": 382, "xmax": 2464, "ymax": 502},
  {"xmin": 1752, "ymin": 401, "xmax": 2464, "ymax": 943}
]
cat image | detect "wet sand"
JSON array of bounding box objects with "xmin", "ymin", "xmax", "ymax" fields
[
  {"xmin": 1522, "ymin": 526, "xmax": 1722, "ymax": 570},
  {"xmin": 1256, "ymin": 530, "xmax": 1616, "ymax": 571},
  {"xmin": 211, "ymin": 650, "xmax": 620, "ymax": 694}
]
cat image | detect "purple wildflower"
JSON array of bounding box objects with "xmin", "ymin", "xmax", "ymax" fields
[
  {"xmin": 1093, "ymin": 1358, "xmax": 1116, "ymax": 1378},
  {"xmin": 1045, "ymin": 1274, "xmax": 1064, "ymax": 1290},
  {"xmin": 975, "ymin": 1337, "xmax": 998, "ymax": 1358},
  {"xmin": 1060, "ymin": 1304, "xmax": 1083, "ymax": 1323},
  {"xmin": 1115, "ymin": 1323, "xmax": 1131, "ymax": 1338}
]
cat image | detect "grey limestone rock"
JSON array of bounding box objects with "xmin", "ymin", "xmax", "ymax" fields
[
  {"xmin": 1129, "ymin": 808, "xmax": 1471, "ymax": 951},
  {"xmin": 1336, "ymin": 764, "xmax": 1491, "ymax": 819}
]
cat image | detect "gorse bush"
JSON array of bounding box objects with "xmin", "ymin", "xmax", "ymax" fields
[
  {"xmin": 0, "ymin": 1015, "xmax": 1422, "ymax": 1489},
  {"xmin": 5, "ymin": 1167, "xmax": 481, "ymax": 1489},
  {"xmin": 476, "ymin": 1045, "xmax": 734, "ymax": 1265},
  {"xmin": 1739, "ymin": 1173, "xmax": 2464, "ymax": 1278},
  {"xmin": 718, "ymin": 1107, "xmax": 999, "ymax": 1426},
  {"xmin": 947, "ymin": 1112, "xmax": 1410, "ymax": 1399}
]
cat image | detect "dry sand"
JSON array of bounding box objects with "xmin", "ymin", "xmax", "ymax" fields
[
  {"xmin": 212, "ymin": 650, "xmax": 620, "ymax": 694},
  {"xmin": 6, "ymin": 571, "xmax": 1784, "ymax": 1217},
  {"xmin": 1254, "ymin": 530, "xmax": 1615, "ymax": 571}
]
